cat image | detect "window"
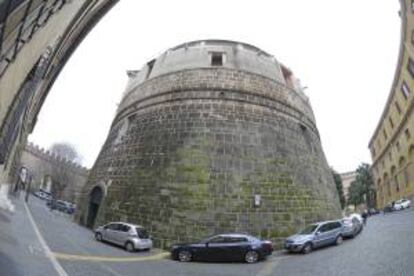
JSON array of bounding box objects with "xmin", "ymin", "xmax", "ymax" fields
[
  {"xmin": 120, "ymin": 224, "xmax": 130, "ymax": 232},
  {"xmin": 383, "ymin": 129, "xmax": 388, "ymax": 140},
  {"xmin": 396, "ymin": 141, "xmax": 401, "ymax": 152},
  {"xmin": 208, "ymin": 236, "xmax": 226, "ymax": 243},
  {"xmin": 395, "ymin": 101, "xmax": 402, "ymax": 114},
  {"xmin": 389, "ymin": 117, "xmax": 394, "ymax": 129},
  {"xmin": 211, "ymin": 52, "xmax": 224, "ymax": 66},
  {"xmin": 405, "ymin": 129, "xmax": 411, "ymax": 140},
  {"xmin": 136, "ymin": 228, "xmax": 149, "ymax": 239},
  {"xmin": 408, "ymin": 58, "xmax": 414, "ymax": 78},
  {"xmin": 401, "ymin": 81, "xmax": 410, "ymax": 99},
  {"xmin": 318, "ymin": 223, "xmax": 331, "ymax": 233},
  {"xmin": 146, "ymin": 59, "xmax": 155, "ymax": 79}
]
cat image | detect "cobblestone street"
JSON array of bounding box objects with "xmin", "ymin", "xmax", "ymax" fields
[{"xmin": 2, "ymin": 195, "xmax": 414, "ymax": 276}]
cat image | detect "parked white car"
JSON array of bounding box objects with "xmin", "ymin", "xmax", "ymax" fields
[
  {"xmin": 95, "ymin": 222, "xmax": 153, "ymax": 252},
  {"xmin": 393, "ymin": 199, "xmax": 411, "ymax": 210},
  {"xmin": 348, "ymin": 213, "xmax": 364, "ymax": 225}
]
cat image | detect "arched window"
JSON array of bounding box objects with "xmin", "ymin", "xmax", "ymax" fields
[
  {"xmin": 377, "ymin": 178, "xmax": 383, "ymax": 206},
  {"xmin": 391, "ymin": 166, "xmax": 399, "ymax": 193},
  {"xmin": 399, "ymin": 156, "xmax": 408, "ymax": 187},
  {"xmin": 408, "ymin": 145, "xmax": 414, "ymax": 185},
  {"xmin": 384, "ymin": 173, "xmax": 390, "ymax": 198}
]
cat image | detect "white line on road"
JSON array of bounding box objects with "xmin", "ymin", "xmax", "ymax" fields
[{"xmin": 24, "ymin": 202, "xmax": 69, "ymax": 276}]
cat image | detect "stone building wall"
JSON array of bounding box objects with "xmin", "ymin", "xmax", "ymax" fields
[
  {"xmin": 0, "ymin": 0, "xmax": 118, "ymax": 198},
  {"xmin": 19, "ymin": 143, "xmax": 89, "ymax": 204},
  {"xmin": 77, "ymin": 40, "xmax": 341, "ymax": 249},
  {"xmin": 369, "ymin": 0, "xmax": 414, "ymax": 208}
]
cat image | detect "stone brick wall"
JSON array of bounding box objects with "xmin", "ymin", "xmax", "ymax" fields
[{"xmin": 77, "ymin": 41, "xmax": 341, "ymax": 249}]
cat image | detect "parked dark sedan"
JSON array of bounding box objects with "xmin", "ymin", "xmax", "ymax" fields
[{"xmin": 170, "ymin": 234, "xmax": 273, "ymax": 263}]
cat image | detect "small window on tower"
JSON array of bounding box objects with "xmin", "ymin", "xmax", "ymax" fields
[{"xmin": 211, "ymin": 52, "xmax": 224, "ymax": 66}]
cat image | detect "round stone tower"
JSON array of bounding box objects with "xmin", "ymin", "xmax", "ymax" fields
[{"xmin": 77, "ymin": 40, "xmax": 341, "ymax": 248}]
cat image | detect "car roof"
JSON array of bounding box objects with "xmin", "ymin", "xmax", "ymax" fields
[
  {"xmin": 106, "ymin": 222, "xmax": 144, "ymax": 228},
  {"xmin": 216, "ymin": 233, "xmax": 251, "ymax": 238},
  {"xmin": 313, "ymin": 220, "xmax": 341, "ymax": 225}
]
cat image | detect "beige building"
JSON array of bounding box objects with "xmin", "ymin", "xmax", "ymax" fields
[
  {"xmin": 0, "ymin": 1, "xmax": 117, "ymax": 194},
  {"xmin": 369, "ymin": 0, "xmax": 414, "ymax": 208},
  {"xmin": 19, "ymin": 143, "xmax": 88, "ymax": 204},
  {"xmin": 340, "ymin": 171, "xmax": 357, "ymax": 200}
]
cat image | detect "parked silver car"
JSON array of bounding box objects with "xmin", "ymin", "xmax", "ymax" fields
[
  {"xmin": 95, "ymin": 222, "xmax": 153, "ymax": 252},
  {"xmin": 284, "ymin": 220, "xmax": 344, "ymax": 254},
  {"xmin": 341, "ymin": 216, "xmax": 363, "ymax": 238}
]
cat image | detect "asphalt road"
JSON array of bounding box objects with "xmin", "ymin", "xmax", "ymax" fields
[{"xmin": 5, "ymin": 196, "xmax": 414, "ymax": 276}]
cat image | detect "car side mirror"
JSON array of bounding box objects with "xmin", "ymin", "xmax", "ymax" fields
[{"xmin": 315, "ymin": 231, "xmax": 321, "ymax": 236}]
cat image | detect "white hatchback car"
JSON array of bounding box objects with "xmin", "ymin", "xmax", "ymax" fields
[
  {"xmin": 348, "ymin": 213, "xmax": 364, "ymax": 225},
  {"xmin": 95, "ymin": 222, "xmax": 153, "ymax": 252},
  {"xmin": 393, "ymin": 199, "xmax": 411, "ymax": 210}
]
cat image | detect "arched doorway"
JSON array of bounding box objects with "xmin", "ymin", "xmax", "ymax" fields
[{"xmin": 86, "ymin": 186, "xmax": 104, "ymax": 229}]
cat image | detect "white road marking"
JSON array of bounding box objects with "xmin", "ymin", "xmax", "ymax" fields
[{"xmin": 24, "ymin": 202, "xmax": 69, "ymax": 276}]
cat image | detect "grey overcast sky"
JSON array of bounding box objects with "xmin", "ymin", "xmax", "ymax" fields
[{"xmin": 29, "ymin": 0, "xmax": 400, "ymax": 172}]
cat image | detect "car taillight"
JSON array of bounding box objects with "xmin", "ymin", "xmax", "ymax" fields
[{"xmin": 263, "ymin": 241, "xmax": 273, "ymax": 250}]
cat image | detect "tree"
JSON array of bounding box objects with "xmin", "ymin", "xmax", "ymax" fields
[
  {"xmin": 50, "ymin": 142, "xmax": 82, "ymax": 164},
  {"xmin": 48, "ymin": 142, "xmax": 81, "ymax": 200},
  {"xmin": 355, "ymin": 163, "xmax": 376, "ymax": 208},
  {"xmin": 331, "ymin": 169, "xmax": 346, "ymax": 210},
  {"xmin": 347, "ymin": 180, "xmax": 364, "ymax": 208},
  {"xmin": 347, "ymin": 163, "xmax": 376, "ymax": 209}
]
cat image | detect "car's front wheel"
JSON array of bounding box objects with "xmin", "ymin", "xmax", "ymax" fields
[
  {"xmin": 302, "ymin": 242, "xmax": 313, "ymax": 254},
  {"xmin": 178, "ymin": 250, "xmax": 192, "ymax": 262},
  {"xmin": 125, "ymin": 242, "xmax": 135, "ymax": 252},
  {"xmin": 335, "ymin": 235, "xmax": 343, "ymax": 246},
  {"xmin": 95, "ymin": 233, "xmax": 102, "ymax": 242},
  {"xmin": 244, "ymin": 250, "xmax": 259, "ymax": 263}
]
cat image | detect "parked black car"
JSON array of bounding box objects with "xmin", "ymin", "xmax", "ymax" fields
[
  {"xmin": 170, "ymin": 234, "xmax": 273, "ymax": 263},
  {"xmin": 383, "ymin": 204, "xmax": 394, "ymax": 213},
  {"xmin": 47, "ymin": 199, "xmax": 75, "ymax": 214},
  {"xmin": 368, "ymin": 208, "xmax": 380, "ymax": 215}
]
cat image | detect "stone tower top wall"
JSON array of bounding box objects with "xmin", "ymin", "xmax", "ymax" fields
[{"xmin": 118, "ymin": 40, "xmax": 315, "ymax": 131}]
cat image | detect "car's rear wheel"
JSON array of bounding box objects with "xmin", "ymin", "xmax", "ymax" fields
[
  {"xmin": 125, "ymin": 242, "xmax": 135, "ymax": 252},
  {"xmin": 302, "ymin": 242, "xmax": 312, "ymax": 254},
  {"xmin": 178, "ymin": 250, "xmax": 192, "ymax": 262},
  {"xmin": 95, "ymin": 233, "xmax": 102, "ymax": 242},
  {"xmin": 244, "ymin": 250, "xmax": 259, "ymax": 263},
  {"xmin": 335, "ymin": 235, "xmax": 343, "ymax": 245}
]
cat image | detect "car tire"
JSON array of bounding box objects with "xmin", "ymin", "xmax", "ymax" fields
[
  {"xmin": 95, "ymin": 233, "xmax": 102, "ymax": 242},
  {"xmin": 244, "ymin": 250, "xmax": 259, "ymax": 263},
  {"xmin": 335, "ymin": 235, "xmax": 343, "ymax": 246},
  {"xmin": 125, "ymin": 242, "xmax": 135, "ymax": 252},
  {"xmin": 302, "ymin": 242, "xmax": 313, "ymax": 254},
  {"xmin": 178, "ymin": 250, "xmax": 192, "ymax": 262}
]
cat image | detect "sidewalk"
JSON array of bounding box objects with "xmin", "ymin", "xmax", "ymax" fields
[
  {"xmin": 0, "ymin": 184, "xmax": 15, "ymax": 212},
  {"xmin": 0, "ymin": 195, "xmax": 58, "ymax": 276}
]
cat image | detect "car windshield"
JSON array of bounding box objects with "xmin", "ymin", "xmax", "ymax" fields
[
  {"xmin": 136, "ymin": 228, "xmax": 149, "ymax": 239},
  {"xmin": 299, "ymin": 224, "xmax": 318, "ymax": 234}
]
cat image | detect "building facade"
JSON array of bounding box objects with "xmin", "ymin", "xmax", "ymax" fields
[
  {"xmin": 19, "ymin": 143, "xmax": 88, "ymax": 204},
  {"xmin": 0, "ymin": 0, "xmax": 117, "ymax": 194},
  {"xmin": 369, "ymin": 0, "xmax": 414, "ymax": 208},
  {"xmin": 340, "ymin": 171, "xmax": 357, "ymax": 200},
  {"xmin": 76, "ymin": 40, "xmax": 341, "ymax": 249}
]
